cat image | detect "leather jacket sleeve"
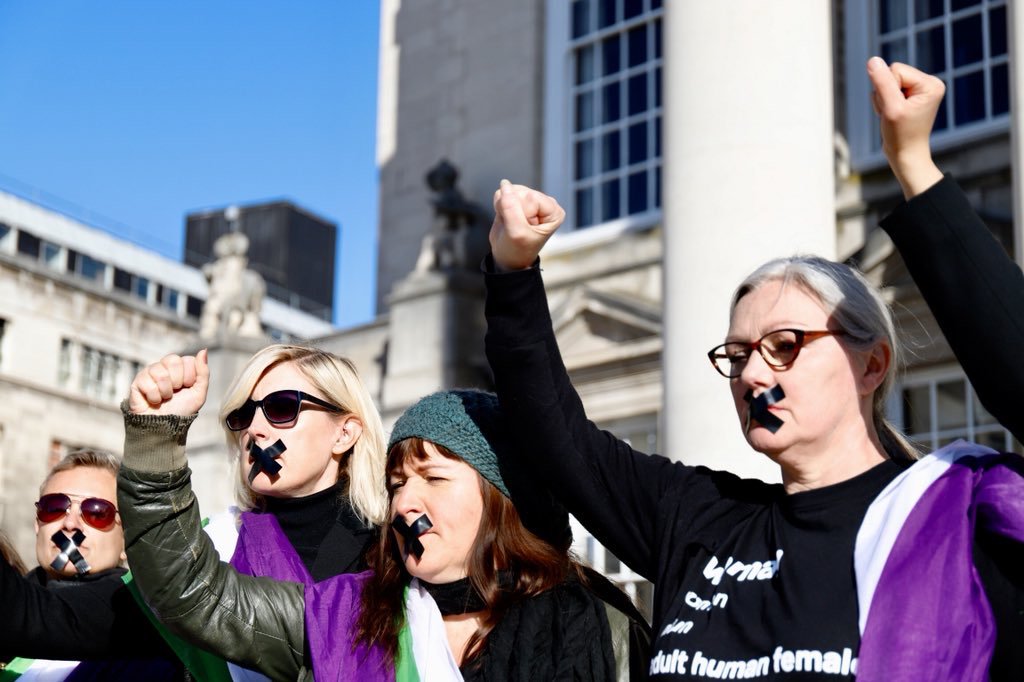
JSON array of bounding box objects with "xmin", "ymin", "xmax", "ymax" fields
[{"xmin": 117, "ymin": 406, "xmax": 306, "ymax": 680}]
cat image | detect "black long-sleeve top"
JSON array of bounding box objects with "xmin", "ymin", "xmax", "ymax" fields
[{"xmin": 880, "ymin": 174, "xmax": 1024, "ymax": 443}]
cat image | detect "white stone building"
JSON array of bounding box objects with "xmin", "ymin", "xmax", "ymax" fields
[
  {"xmin": 317, "ymin": 0, "xmax": 1019, "ymax": 612},
  {"xmin": 0, "ymin": 188, "xmax": 334, "ymax": 562}
]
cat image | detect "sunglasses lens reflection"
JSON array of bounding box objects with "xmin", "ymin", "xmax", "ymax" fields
[
  {"xmin": 36, "ymin": 494, "xmax": 71, "ymax": 523},
  {"xmin": 36, "ymin": 494, "xmax": 118, "ymax": 530},
  {"xmin": 81, "ymin": 498, "xmax": 118, "ymax": 529},
  {"xmin": 262, "ymin": 392, "xmax": 302, "ymax": 424}
]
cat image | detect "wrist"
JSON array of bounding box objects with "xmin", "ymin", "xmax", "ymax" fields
[{"xmin": 887, "ymin": 151, "xmax": 942, "ymax": 200}]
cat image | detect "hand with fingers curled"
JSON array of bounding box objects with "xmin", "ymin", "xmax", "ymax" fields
[
  {"xmin": 489, "ymin": 179, "xmax": 567, "ymax": 271},
  {"xmin": 128, "ymin": 349, "xmax": 211, "ymax": 417},
  {"xmin": 866, "ymin": 56, "xmax": 945, "ymax": 199}
]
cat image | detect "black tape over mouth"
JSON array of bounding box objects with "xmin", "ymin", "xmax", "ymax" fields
[
  {"xmin": 50, "ymin": 530, "xmax": 90, "ymax": 574},
  {"xmin": 391, "ymin": 513, "xmax": 433, "ymax": 560},
  {"xmin": 248, "ymin": 439, "xmax": 286, "ymax": 484},
  {"xmin": 743, "ymin": 385, "xmax": 786, "ymax": 434}
]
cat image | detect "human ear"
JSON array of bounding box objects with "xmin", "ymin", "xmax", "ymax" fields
[
  {"xmin": 859, "ymin": 341, "xmax": 891, "ymax": 396},
  {"xmin": 332, "ymin": 415, "xmax": 364, "ymax": 455}
]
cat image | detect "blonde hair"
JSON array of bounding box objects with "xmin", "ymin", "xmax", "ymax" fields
[
  {"xmin": 732, "ymin": 255, "xmax": 920, "ymax": 461},
  {"xmin": 218, "ymin": 344, "xmax": 388, "ymax": 526}
]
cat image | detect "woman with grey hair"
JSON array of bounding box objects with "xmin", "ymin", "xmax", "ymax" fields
[{"xmin": 483, "ymin": 66, "xmax": 1024, "ymax": 680}]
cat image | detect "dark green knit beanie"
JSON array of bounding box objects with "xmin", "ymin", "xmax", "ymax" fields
[
  {"xmin": 388, "ymin": 389, "xmax": 571, "ymax": 549},
  {"xmin": 388, "ymin": 390, "xmax": 511, "ymax": 497}
]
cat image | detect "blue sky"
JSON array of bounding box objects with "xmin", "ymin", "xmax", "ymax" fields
[{"xmin": 0, "ymin": 1, "xmax": 380, "ymax": 327}]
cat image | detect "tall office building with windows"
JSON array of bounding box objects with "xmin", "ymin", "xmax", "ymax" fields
[{"xmin": 185, "ymin": 200, "xmax": 337, "ymax": 322}]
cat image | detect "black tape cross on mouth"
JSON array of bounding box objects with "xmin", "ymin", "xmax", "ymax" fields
[
  {"xmin": 51, "ymin": 530, "xmax": 90, "ymax": 574},
  {"xmin": 248, "ymin": 439, "xmax": 285, "ymax": 484},
  {"xmin": 744, "ymin": 385, "xmax": 786, "ymax": 434},
  {"xmin": 391, "ymin": 514, "xmax": 432, "ymax": 560}
]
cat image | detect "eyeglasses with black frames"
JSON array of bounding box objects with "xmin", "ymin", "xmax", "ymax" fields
[
  {"xmin": 225, "ymin": 389, "xmax": 342, "ymax": 431},
  {"xmin": 707, "ymin": 328, "xmax": 847, "ymax": 378}
]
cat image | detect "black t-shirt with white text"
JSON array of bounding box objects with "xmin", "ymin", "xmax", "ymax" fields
[{"xmin": 648, "ymin": 460, "xmax": 904, "ymax": 679}]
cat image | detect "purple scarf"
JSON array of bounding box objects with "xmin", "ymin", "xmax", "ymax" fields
[
  {"xmin": 855, "ymin": 442, "xmax": 1024, "ymax": 681},
  {"xmin": 231, "ymin": 511, "xmax": 392, "ymax": 681}
]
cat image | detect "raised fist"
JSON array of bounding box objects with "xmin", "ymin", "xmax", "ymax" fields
[
  {"xmin": 128, "ymin": 349, "xmax": 210, "ymax": 417},
  {"xmin": 867, "ymin": 56, "xmax": 945, "ymax": 197},
  {"xmin": 489, "ymin": 179, "xmax": 566, "ymax": 271}
]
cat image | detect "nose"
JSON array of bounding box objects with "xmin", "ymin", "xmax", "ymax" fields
[
  {"xmin": 737, "ymin": 346, "xmax": 775, "ymax": 389},
  {"xmin": 245, "ymin": 405, "xmax": 272, "ymax": 445},
  {"xmin": 61, "ymin": 503, "xmax": 82, "ymax": 531},
  {"xmin": 392, "ymin": 481, "xmax": 423, "ymax": 520}
]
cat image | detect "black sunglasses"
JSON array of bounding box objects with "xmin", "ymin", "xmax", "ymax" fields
[
  {"xmin": 225, "ymin": 389, "xmax": 342, "ymax": 431},
  {"xmin": 36, "ymin": 493, "xmax": 119, "ymax": 531}
]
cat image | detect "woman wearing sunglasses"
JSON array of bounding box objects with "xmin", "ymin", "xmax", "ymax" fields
[
  {"xmin": 119, "ymin": 353, "xmax": 639, "ymax": 679},
  {"xmin": 483, "ymin": 80, "xmax": 1024, "ymax": 679},
  {"xmin": 114, "ymin": 344, "xmax": 387, "ymax": 679}
]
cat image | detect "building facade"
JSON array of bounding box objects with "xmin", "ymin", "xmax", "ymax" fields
[
  {"xmin": 0, "ymin": 188, "xmax": 335, "ymax": 562},
  {"xmin": 319, "ymin": 0, "xmax": 1018, "ymax": 613}
]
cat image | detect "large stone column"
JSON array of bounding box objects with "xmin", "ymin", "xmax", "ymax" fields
[
  {"xmin": 1009, "ymin": 1, "xmax": 1024, "ymax": 267},
  {"xmin": 662, "ymin": 3, "xmax": 837, "ymax": 479}
]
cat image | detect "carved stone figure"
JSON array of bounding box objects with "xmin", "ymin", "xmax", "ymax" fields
[
  {"xmin": 414, "ymin": 159, "xmax": 487, "ymax": 273},
  {"xmin": 198, "ymin": 232, "xmax": 266, "ymax": 339}
]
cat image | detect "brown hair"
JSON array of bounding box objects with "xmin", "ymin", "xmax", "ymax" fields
[
  {"xmin": 0, "ymin": 530, "xmax": 28, "ymax": 575},
  {"xmin": 354, "ymin": 438, "xmax": 575, "ymax": 666}
]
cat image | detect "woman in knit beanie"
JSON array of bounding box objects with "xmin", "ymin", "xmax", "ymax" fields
[
  {"xmin": 118, "ymin": 379, "xmax": 645, "ymax": 680},
  {"xmin": 355, "ymin": 389, "xmax": 636, "ymax": 680}
]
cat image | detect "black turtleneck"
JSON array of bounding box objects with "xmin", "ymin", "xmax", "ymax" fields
[{"xmin": 263, "ymin": 480, "xmax": 375, "ymax": 582}]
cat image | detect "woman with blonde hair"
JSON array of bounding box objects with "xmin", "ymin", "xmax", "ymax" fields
[
  {"xmin": 213, "ymin": 344, "xmax": 387, "ymax": 542},
  {"xmin": 119, "ymin": 354, "xmax": 640, "ymax": 679},
  {"xmin": 124, "ymin": 344, "xmax": 388, "ymax": 679}
]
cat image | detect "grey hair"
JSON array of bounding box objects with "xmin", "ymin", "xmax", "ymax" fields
[{"xmin": 731, "ymin": 255, "xmax": 919, "ymax": 461}]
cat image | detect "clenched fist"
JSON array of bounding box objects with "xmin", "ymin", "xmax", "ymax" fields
[
  {"xmin": 128, "ymin": 349, "xmax": 210, "ymax": 417},
  {"xmin": 489, "ymin": 179, "xmax": 566, "ymax": 271}
]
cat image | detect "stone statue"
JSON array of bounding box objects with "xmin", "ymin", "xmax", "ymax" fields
[
  {"xmin": 414, "ymin": 159, "xmax": 488, "ymax": 273},
  {"xmin": 198, "ymin": 231, "xmax": 266, "ymax": 339}
]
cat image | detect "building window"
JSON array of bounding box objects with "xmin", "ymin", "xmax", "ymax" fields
[
  {"xmin": 41, "ymin": 241, "xmax": 62, "ymax": 270},
  {"xmin": 186, "ymin": 295, "xmax": 203, "ymax": 319},
  {"xmin": 113, "ymin": 268, "xmax": 150, "ymax": 301},
  {"xmin": 846, "ymin": 1, "xmax": 1008, "ymax": 165},
  {"xmin": 898, "ymin": 371, "xmax": 1017, "ymax": 453},
  {"xmin": 0, "ymin": 318, "xmax": 6, "ymax": 368},
  {"xmin": 157, "ymin": 284, "xmax": 179, "ymax": 313},
  {"xmin": 67, "ymin": 250, "xmax": 107, "ymax": 284},
  {"xmin": 17, "ymin": 231, "xmax": 40, "ymax": 259},
  {"xmin": 0, "ymin": 223, "xmax": 11, "ymax": 250},
  {"xmin": 79, "ymin": 345, "xmax": 122, "ymax": 401},
  {"xmin": 877, "ymin": 0, "xmax": 1006, "ymax": 132},
  {"xmin": 113, "ymin": 268, "xmax": 132, "ymax": 292},
  {"xmin": 554, "ymin": 0, "xmax": 663, "ymax": 231},
  {"xmin": 135, "ymin": 276, "xmax": 149, "ymax": 300}
]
